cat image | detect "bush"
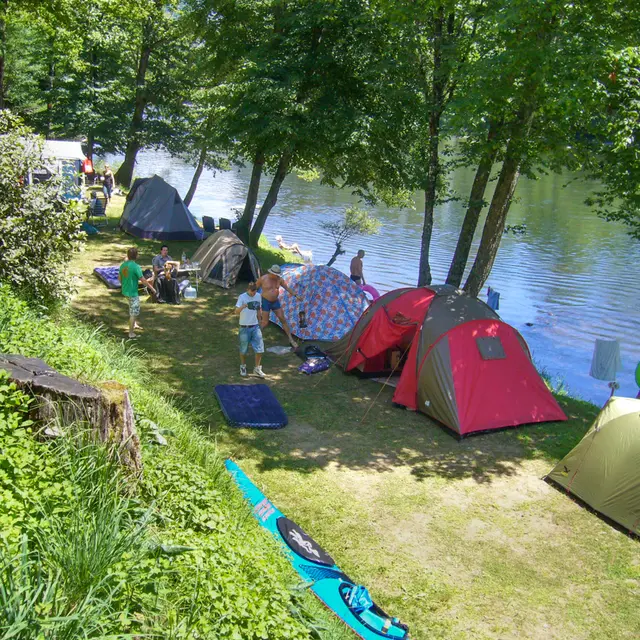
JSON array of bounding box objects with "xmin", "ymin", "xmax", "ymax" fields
[{"xmin": 0, "ymin": 110, "xmax": 84, "ymax": 307}]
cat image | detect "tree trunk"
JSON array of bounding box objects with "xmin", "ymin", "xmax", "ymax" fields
[
  {"xmin": 464, "ymin": 106, "xmax": 536, "ymax": 297},
  {"xmin": 235, "ymin": 150, "xmax": 265, "ymax": 244},
  {"xmin": 417, "ymin": 9, "xmax": 446, "ymax": 287},
  {"xmin": 86, "ymin": 131, "xmax": 94, "ymax": 160},
  {"xmin": 184, "ymin": 145, "xmax": 207, "ymax": 207},
  {"xmin": 326, "ymin": 242, "xmax": 345, "ymax": 267},
  {"xmin": 249, "ymin": 149, "xmax": 292, "ymax": 248},
  {"xmin": 45, "ymin": 37, "xmax": 55, "ymax": 137},
  {"xmin": 446, "ymin": 123, "xmax": 500, "ymax": 287},
  {"xmin": 0, "ymin": 0, "xmax": 7, "ymax": 110},
  {"xmin": 0, "ymin": 354, "xmax": 142, "ymax": 473},
  {"xmin": 115, "ymin": 43, "xmax": 152, "ymax": 188}
]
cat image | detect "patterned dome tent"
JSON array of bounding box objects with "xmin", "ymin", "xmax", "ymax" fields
[
  {"xmin": 270, "ymin": 265, "xmax": 369, "ymax": 341},
  {"xmin": 322, "ymin": 285, "xmax": 567, "ymax": 437}
]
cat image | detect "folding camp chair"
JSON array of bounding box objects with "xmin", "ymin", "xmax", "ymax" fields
[
  {"xmin": 89, "ymin": 195, "xmax": 108, "ymax": 227},
  {"xmin": 219, "ymin": 217, "xmax": 231, "ymax": 230},
  {"xmin": 202, "ymin": 216, "xmax": 216, "ymax": 233}
]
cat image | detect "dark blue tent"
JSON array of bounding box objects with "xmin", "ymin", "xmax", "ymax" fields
[{"xmin": 119, "ymin": 175, "xmax": 204, "ymax": 241}]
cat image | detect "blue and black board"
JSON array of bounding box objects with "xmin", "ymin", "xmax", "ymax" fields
[{"xmin": 225, "ymin": 459, "xmax": 409, "ymax": 639}]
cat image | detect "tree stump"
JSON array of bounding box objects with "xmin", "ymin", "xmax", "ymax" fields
[{"xmin": 0, "ymin": 354, "xmax": 142, "ymax": 474}]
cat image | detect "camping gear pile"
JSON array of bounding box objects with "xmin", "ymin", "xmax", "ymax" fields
[
  {"xmin": 119, "ymin": 175, "xmax": 204, "ymax": 241},
  {"xmin": 322, "ymin": 284, "xmax": 567, "ymax": 437},
  {"xmin": 270, "ymin": 264, "xmax": 369, "ymax": 341},
  {"xmin": 191, "ymin": 230, "xmax": 260, "ymax": 288},
  {"xmin": 226, "ymin": 460, "xmax": 409, "ymax": 639},
  {"xmin": 298, "ymin": 345, "xmax": 331, "ymax": 375}
]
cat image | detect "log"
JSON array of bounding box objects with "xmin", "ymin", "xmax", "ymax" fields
[{"xmin": 0, "ymin": 354, "xmax": 142, "ymax": 473}]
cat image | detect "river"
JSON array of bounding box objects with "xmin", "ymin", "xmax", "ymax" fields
[{"xmin": 110, "ymin": 150, "xmax": 640, "ymax": 405}]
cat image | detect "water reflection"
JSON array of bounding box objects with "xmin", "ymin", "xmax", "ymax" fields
[{"xmin": 107, "ymin": 150, "xmax": 640, "ymax": 404}]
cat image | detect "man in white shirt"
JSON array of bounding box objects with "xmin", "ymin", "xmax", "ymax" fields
[{"xmin": 235, "ymin": 281, "xmax": 266, "ymax": 378}]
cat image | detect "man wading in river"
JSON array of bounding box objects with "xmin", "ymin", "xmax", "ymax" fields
[{"xmin": 257, "ymin": 265, "xmax": 301, "ymax": 348}]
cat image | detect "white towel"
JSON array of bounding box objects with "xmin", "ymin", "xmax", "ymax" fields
[{"xmin": 589, "ymin": 339, "xmax": 622, "ymax": 381}]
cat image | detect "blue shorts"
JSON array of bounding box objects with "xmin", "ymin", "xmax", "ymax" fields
[
  {"xmin": 239, "ymin": 325, "xmax": 264, "ymax": 355},
  {"xmin": 261, "ymin": 297, "xmax": 281, "ymax": 312}
]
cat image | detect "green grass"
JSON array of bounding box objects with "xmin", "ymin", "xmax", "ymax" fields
[
  {"xmin": 0, "ymin": 285, "xmax": 350, "ymax": 639},
  {"xmin": 56, "ymin": 197, "xmax": 640, "ymax": 638}
]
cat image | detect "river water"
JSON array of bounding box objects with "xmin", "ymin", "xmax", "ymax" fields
[{"xmin": 114, "ymin": 150, "xmax": 640, "ymax": 405}]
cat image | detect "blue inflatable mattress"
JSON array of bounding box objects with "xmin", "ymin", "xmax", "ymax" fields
[
  {"xmin": 214, "ymin": 384, "xmax": 288, "ymax": 429},
  {"xmin": 94, "ymin": 266, "xmax": 121, "ymax": 289}
]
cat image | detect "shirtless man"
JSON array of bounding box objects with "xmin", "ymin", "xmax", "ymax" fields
[
  {"xmin": 257, "ymin": 265, "xmax": 301, "ymax": 348},
  {"xmin": 350, "ymin": 249, "xmax": 366, "ymax": 285}
]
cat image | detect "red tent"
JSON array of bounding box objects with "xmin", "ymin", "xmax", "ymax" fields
[{"xmin": 325, "ymin": 285, "xmax": 567, "ymax": 437}]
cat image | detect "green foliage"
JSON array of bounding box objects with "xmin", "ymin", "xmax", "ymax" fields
[
  {"xmin": 0, "ymin": 370, "xmax": 69, "ymax": 549},
  {"xmin": 583, "ymin": 47, "xmax": 640, "ymax": 239},
  {"xmin": 0, "ymin": 284, "xmax": 335, "ymax": 639},
  {"xmin": 0, "ymin": 540, "xmax": 114, "ymax": 640},
  {"xmin": 0, "ymin": 112, "xmax": 84, "ymax": 307},
  {"xmin": 320, "ymin": 206, "xmax": 381, "ymax": 247}
]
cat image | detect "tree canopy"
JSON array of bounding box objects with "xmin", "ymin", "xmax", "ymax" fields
[{"xmin": 2, "ymin": 0, "xmax": 638, "ymax": 289}]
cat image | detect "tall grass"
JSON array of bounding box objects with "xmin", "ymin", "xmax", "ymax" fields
[
  {"xmin": 0, "ymin": 538, "xmax": 115, "ymax": 639},
  {"xmin": 36, "ymin": 432, "xmax": 150, "ymax": 606}
]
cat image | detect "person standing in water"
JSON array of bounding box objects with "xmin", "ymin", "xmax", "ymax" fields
[
  {"xmin": 257, "ymin": 265, "xmax": 301, "ymax": 348},
  {"xmin": 350, "ymin": 249, "xmax": 366, "ymax": 285}
]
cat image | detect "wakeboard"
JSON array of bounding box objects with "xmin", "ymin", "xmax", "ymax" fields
[{"xmin": 225, "ymin": 459, "xmax": 409, "ymax": 639}]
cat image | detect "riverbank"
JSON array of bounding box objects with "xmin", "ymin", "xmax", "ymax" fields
[{"xmin": 69, "ymin": 195, "xmax": 640, "ymax": 639}]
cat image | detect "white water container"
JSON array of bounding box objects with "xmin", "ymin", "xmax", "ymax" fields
[{"xmin": 184, "ymin": 286, "xmax": 197, "ymax": 300}]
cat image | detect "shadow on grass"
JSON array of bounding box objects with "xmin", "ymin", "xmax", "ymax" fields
[{"xmin": 73, "ymin": 229, "xmax": 600, "ymax": 485}]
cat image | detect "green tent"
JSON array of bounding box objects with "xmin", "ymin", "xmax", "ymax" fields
[{"xmin": 547, "ymin": 397, "xmax": 640, "ymax": 535}]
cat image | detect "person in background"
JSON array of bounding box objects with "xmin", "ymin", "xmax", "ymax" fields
[
  {"xmin": 152, "ymin": 245, "xmax": 181, "ymax": 304},
  {"xmin": 257, "ymin": 265, "xmax": 301, "ymax": 348},
  {"xmin": 103, "ymin": 164, "xmax": 115, "ymax": 202},
  {"xmin": 152, "ymin": 245, "xmax": 180, "ymax": 278},
  {"xmin": 235, "ymin": 281, "xmax": 266, "ymax": 378},
  {"xmin": 119, "ymin": 247, "xmax": 156, "ymax": 339},
  {"xmin": 350, "ymin": 249, "xmax": 366, "ymax": 285}
]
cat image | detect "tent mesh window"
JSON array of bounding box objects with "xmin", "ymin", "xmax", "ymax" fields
[{"xmin": 476, "ymin": 336, "xmax": 506, "ymax": 360}]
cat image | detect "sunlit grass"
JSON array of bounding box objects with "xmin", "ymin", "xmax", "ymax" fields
[{"xmin": 68, "ymin": 218, "xmax": 640, "ymax": 640}]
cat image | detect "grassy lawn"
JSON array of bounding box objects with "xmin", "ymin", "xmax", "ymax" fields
[{"xmin": 72, "ymin": 194, "xmax": 640, "ymax": 640}]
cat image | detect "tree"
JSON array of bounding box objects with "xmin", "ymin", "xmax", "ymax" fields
[
  {"xmin": 320, "ymin": 207, "xmax": 381, "ymax": 267},
  {"xmin": 460, "ymin": 0, "xmax": 638, "ymax": 296},
  {"xmin": 583, "ymin": 46, "xmax": 640, "ymax": 239},
  {"xmin": 0, "ymin": 110, "xmax": 84, "ymax": 306},
  {"xmin": 195, "ymin": 0, "xmax": 398, "ymax": 247}
]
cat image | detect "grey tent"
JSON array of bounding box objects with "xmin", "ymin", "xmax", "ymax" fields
[
  {"xmin": 119, "ymin": 175, "xmax": 204, "ymax": 241},
  {"xmin": 191, "ymin": 230, "xmax": 260, "ymax": 288}
]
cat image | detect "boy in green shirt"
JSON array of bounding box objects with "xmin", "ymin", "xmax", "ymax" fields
[{"xmin": 119, "ymin": 247, "xmax": 156, "ymax": 339}]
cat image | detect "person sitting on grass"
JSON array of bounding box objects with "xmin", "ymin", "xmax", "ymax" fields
[
  {"xmin": 235, "ymin": 281, "xmax": 266, "ymax": 378},
  {"xmin": 119, "ymin": 247, "xmax": 156, "ymax": 339}
]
